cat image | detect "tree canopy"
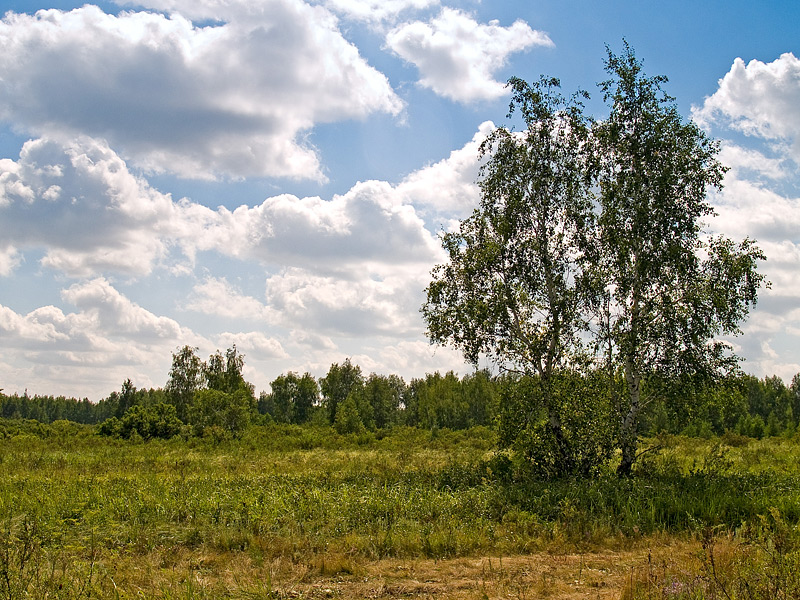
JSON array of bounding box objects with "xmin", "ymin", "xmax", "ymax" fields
[{"xmin": 422, "ymin": 43, "xmax": 767, "ymax": 476}]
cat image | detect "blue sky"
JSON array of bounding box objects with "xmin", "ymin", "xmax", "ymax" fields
[{"xmin": 1, "ymin": 0, "xmax": 799, "ymax": 399}]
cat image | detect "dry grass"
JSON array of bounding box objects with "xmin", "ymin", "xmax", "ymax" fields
[{"xmin": 84, "ymin": 536, "xmax": 700, "ymax": 599}]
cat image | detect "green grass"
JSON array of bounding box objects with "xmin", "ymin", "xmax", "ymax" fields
[{"xmin": 2, "ymin": 423, "xmax": 800, "ymax": 598}]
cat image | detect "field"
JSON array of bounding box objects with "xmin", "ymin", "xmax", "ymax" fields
[{"xmin": 2, "ymin": 423, "xmax": 800, "ymax": 599}]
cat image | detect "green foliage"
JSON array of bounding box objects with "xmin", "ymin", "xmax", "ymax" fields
[
  {"xmin": 406, "ymin": 370, "xmax": 499, "ymax": 430},
  {"xmin": 97, "ymin": 402, "xmax": 183, "ymax": 440},
  {"xmin": 334, "ymin": 394, "xmax": 365, "ymax": 434},
  {"xmin": 320, "ymin": 359, "xmax": 364, "ymax": 424},
  {"xmin": 0, "ymin": 418, "xmax": 92, "ymax": 439},
  {"xmin": 360, "ymin": 373, "xmax": 404, "ymax": 429},
  {"xmin": 165, "ymin": 345, "xmax": 204, "ymax": 420},
  {"xmin": 204, "ymin": 345, "xmax": 250, "ymax": 395},
  {"xmin": 263, "ymin": 371, "xmax": 320, "ymax": 424},
  {"xmin": 1, "ymin": 429, "xmax": 800, "ymax": 597},
  {"xmin": 188, "ymin": 387, "xmax": 253, "ymax": 437},
  {"xmin": 422, "ymin": 73, "xmax": 595, "ymax": 471},
  {"xmin": 423, "ymin": 43, "xmax": 767, "ymax": 477},
  {"xmin": 497, "ymin": 372, "xmax": 615, "ymax": 478},
  {"xmin": 592, "ymin": 43, "xmax": 766, "ymax": 475}
]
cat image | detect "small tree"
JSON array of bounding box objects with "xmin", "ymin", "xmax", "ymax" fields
[
  {"xmin": 334, "ymin": 394, "xmax": 365, "ymax": 435},
  {"xmin": 165, "ymin": 345, "xmax": 204, "ymax": 421},
  {"xmin": 266, "ymin": 372, "xmax": 320, "ymax": 424},
  {"xmin": 189, "ymin": 388, "xmax": 252, "ymax": 437},
  {"xmin": 320, "ymin": 359, "xmax": 363, "ymax": 424},
  {"xmin": 361, "ymin": 373, "xmax": 404, "ymax": 429},
  {"xmin": 98, "ymin": 403, "xmax": 183, "ymax": 440},
  {"xmin": 423, "ymin": 75, "xmax": 603, "ymax": 474},
  {"xmin": 205, "ymin": 346, "xmax": 249, "ymax": 394},
  {"xmin": 591, "ymin": 43, "xmax": 766, "ymax": 475}
]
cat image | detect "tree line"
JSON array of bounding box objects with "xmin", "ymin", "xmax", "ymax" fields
[
  {"xmin": 0, "ymin": 346, "xmax": 499, "ymax": 438},
  {"xmin": 2, "ymin": 344, "xmax": 799, "ymax": 444}
]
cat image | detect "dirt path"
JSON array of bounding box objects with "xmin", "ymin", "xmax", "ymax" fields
[{"xmin": 262, "ymin": 540, "xmax": 697, "ymax": 599}]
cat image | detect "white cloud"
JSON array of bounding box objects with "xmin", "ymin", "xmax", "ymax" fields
[
  {"xmin": 0, "ymin": 136, "xmax": 192, "ymax": 277},
  {"xmin": 324, "ymin": 0, "xmax": 438, "ymax": 25},
  {"xmin": 732, "ymin": 305, "xmax": 800, "ymax": 383},
  {"xmin": 0, "ymin": 127, "xmax": 492, "ymax": 281},
  {"xmin": 264, "ymin": 266, "xmax": 427, "ymax": 337},
  {"xmin": 217, "ymin": 331, "xmax": 287, "ymax": 359},
  {"xmin": 0, "ymin": 245, "xmax": 21, "ymax": 276},
  {"xmin": 365, "ymin": 339, "xmax": 467, "ymax": 377},
  {"xmin": 399, "ymin": 120, "xmax": 491, "ymax": 218},
  {"xmin": 197, "ymin": 180, "xmax": 443, "ymax": 272},
  {"xmin": 0, "ymin": 280, "xmax": 207, "ymax": 397},
  {"xmin": 386, "ymin": 8, "xmax": 552, "ymax": 102},
  {"xmin": 0, "ymin": 279, "xmax": 193, "ymax": 355},
  {"xmin": 710, "ymin": 178, "xmax": 800, "ymax": 243},
  {"xmin": 0, "ymin": 3, "xmax": 403, "ymax": 180},
  {"xmin": 187, "ymin": 277, "xmax": 277, "ymax": 322},
  {"xmin": 717, "ymin": 143, "xmax": 789, "ymax": 181},
  {"xmin": 694, "ymin": 53, "xmax": 800, "ymax": 161},
  {"xmin": 61, "ymin": 278, "xmax": 185, "ymax": 340},
  {"xmin": 290, "ymin": 329, "xmax": 338, "ymax": 351},
  {"xmin": 698, "ymin": 52, "xmax": 800, "ymax": 384}
]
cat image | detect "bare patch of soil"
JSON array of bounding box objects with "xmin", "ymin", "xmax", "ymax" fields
[{"xmin": 255, "ymin": 540, "xmax": 698, "ymax": 599}]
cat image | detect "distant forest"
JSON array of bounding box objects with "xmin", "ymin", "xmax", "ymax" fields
[{"xmin": 2, "ymin": 344, "xmax": 799, "ymax": 442}]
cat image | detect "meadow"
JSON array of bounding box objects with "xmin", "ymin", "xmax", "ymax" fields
[{"xmin": 2, "ymin": 421, "xmax": 800, "ymax": 599}]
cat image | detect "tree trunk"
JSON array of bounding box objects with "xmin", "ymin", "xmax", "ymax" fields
[{"xmin": 617, "ymin": 360, "xmax": 641, "ymax": 476}]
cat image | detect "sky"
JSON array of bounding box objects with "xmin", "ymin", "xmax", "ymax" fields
[{"xmin": 0, "ymin": 0, "xmax": 799, "ymax": 400}]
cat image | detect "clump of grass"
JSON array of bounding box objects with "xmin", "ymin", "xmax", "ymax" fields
[{"xmin": 623, "ymin": 509, "xmax": 800, "ymax": 599}]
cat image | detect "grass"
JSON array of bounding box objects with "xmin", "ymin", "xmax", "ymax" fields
[{"xmin": 1, "ymin": 423, "xmax": 800, "ymax": 598}]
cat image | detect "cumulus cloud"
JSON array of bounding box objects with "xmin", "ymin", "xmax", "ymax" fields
[
  {"xmin": 187, "ymin": 267, "xmax": 431, "ymax": 340},
  {"xmin": 204, "ymin": 180, "xmax": 443, "ymax": 271},
  {"xmin": 0, "ymin": 279, "xmax": 205, "ymax": 397},
  {"xmin": 694, "ymin": 53, "xmax": 800, "ymax": 161},
  {"xmin": 707, "ymin": 169, "xmax": 800, "ymax": 383},
  {"xmin": 217, "ymin": 331, "xmax": 287, "ymax": 358},
  {"xmin": 398, "ymin": 120, "xmax": 491, "ymax": 219},
  {"xmin": 0, "ymin": 2, "xmax": 403, "ymax": 180},
  {"xmin": 386, "ymin": 8, "xmax": 552, "ymax": 102},
  {"xmin": 187, "ymin": 277, "xmax": 278, "ymax": 322},
  {"xmin": 0, "ymin": 127, "xmax": 488, "ymax": 282},
  {"xmin": 364, "ymin": 339, "xmax": 467, "ymax": 377},
  {"xmin": 710, "ymin": 179, "xmax": 800, "ymax": 243},
  {"xmin": 263, "ymin": 265, "xmax": 429, "ymax": 337},
  {"xmin": 0, "ymin": 136, "xmax": 199, "ymax": 277},
  {"xmin": 689, "ymin": 53, "xmax": 800, "ymax": 382},
  {"xmin": 324, "ymin": 0, "xmax": 438, "ymax": 25},
  {"xmin": 0, "ymin": 245, "xmax": 21, "ymax": 276},
  {"xmin": 717, "ymin": 143, "xmax": 789, "ymax": 181},
  {"xmin": 62, "ymin": 278, "xmax": 185, "ymax": 340}
]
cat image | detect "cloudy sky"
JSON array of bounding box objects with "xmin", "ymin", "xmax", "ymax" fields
[{"xmin": 1, "ymin": 0, "xmax": 799, "ymax": 399}]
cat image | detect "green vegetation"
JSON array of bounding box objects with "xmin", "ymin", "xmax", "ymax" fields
[
  {"xmin": 422, "ymin": 43, "xmax": 766, "ymax": 477},
  {"xmin": 1, "ymin": 426, "xmax": 800, "ymax": 598}
]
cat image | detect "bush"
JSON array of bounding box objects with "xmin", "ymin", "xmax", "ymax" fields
[
  {"xmin": 97, "ymin": 403, "xmax": 183, "ymax": 440},
  {"xmin": 498, "ymin": 373, "xmax": 615, "ymax": 479},
  {"xmin": 188, "ymin": 387, "xmax": 252, "ymax": 437},
  {"xmin": 334, "ymin": 394, "xmax": 365, "ymax": 435}
]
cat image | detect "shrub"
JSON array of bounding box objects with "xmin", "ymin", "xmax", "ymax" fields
[{"xmin": 97, "ymin": 403, "xmax": 183, "ymax": 440}]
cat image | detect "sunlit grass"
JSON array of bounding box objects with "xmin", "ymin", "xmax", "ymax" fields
[{"xmin": 2, "ymin": 423, "xmax": 800, "ymax": 598}]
